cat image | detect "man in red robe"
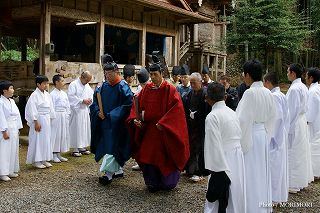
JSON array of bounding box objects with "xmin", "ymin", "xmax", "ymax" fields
[{"xmin": 127, "ymin": 59, "xmax": 189, "ymax": 193}]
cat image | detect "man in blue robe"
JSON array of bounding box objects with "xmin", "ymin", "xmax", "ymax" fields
[{"xmin": 90, "ymin": 54, "xmax": 133, "ymax": 185}]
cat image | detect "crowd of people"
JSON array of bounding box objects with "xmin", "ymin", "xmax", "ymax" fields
[{"xmin": 0, "ymin": 54, "xmax": 319, "ymax": 213}]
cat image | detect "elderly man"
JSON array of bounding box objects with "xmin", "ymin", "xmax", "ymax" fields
[
  {"xmin": 306, "ymin": 67, "xmax": 320, "ymax": 179},
  {"xmin": 204, "ymin": 82, "xmax": 246, "ymax": 213},
  {"xmin": 183, "ymin": 72, "xmax": 210, "ymax": 182},
  {"xmin": 90, "ymin": 54, "xmax": 133, "ymax": 185},
  {"xmin": 236, "ymin": 59, "xmax": 276, "ymax": 213},
  {"xmin": 68, "ymin": 71, "xmax": 93, "ymax": 157},
  {"xmin": 219, "ymin": 75, "xmax": 239, "ymax": 111},
  {"xmin": 264, "ymin": 71, "xmax": 290, "ymax": 203},
  {"xmin": 127, "ymin": 57, "xmax": 189, "ymax": 192},
  {"xmin": 286, "ymin": 64, "xmax": 313, "ymax": 193}
]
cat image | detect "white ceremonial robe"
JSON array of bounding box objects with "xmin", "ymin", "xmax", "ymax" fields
[
  {"xmin": 270, "ymin": 87, "xmax": 289, "ymax": 202},
  {"xmin": 68, "ymin": 78, "xmax": 93, "ymax": 149},
  {"xmin": 0, "ymin": 95, "xmax": 23, "ymax": 176},
  {"xmin": 306, "ymin": 82, "xmax": 320, "ymax": 177},
  {"xmin": 25, "ymin": 88, "xmax": 55, "ymax": 164},
  {"xmin": 204, "ymin": 101, "xmax": 246, "ymax": 213},
  {"xmin": 236, "ymin": 81, "xmax": 276, "ymax": 213},
  {"xmin": 50, "ymin": 88, "xmax": 70, "ymax": 153},
  {"xmin": 286, "ymin": 78, "xmax": 313, "ymax": 189}
]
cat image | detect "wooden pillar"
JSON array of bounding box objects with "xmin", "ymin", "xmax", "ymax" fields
[
  {"xmin": 96, "ymin": 2, "xmax": 105, "ymax": 64},
  {"xmin": 21, "ymin": 37, "xmax": 27, "ymax": 61},
  {"xmin": 172, "ymin": 23, "xmax": 180, "ymax": 66},
  {"xmin": 215, "ymin": 55, "xmax": 218, "ymax": 81},
  {"xmin": 223, "ymin": 56, "xmax": 226, "ymax": 75},
  {"xmin": 139, "ymin": 13, "xmax": 147, "ymax": 66},
  {"xmin": 39, "ymin": 0, "xmax": 51, "ymax": 75},
  {"xmin": 193, "ymin": 24, "xmax": 199, "ymax": 43}
]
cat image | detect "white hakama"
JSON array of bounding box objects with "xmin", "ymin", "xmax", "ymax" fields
[
  {"xmin": 25, "ymin": 88, "xmax": 55, "ymax": 164},
  {"xmin": 236, "ymin": 81, "xmax": 276, "ymax": 213},
  {"xmin": 50, "ymin": 88, "xmax": 70, "ymax": 153},
  {"xmin": 68, "ymin": 78, "xmax": 93, "ymax": 149},
  {"xmin": 286, "ymin": 78, "xmax": 313, "ymax": 189},
  {"xmin": 204, "ymin": 101, "xmax": 246, "ymax": 213},
  {"xmin": 306, "ymin": 82, "xmax": 320, "ymax": 177},
  {"xmin": 270, "ymin": 87, "xmax": 289, "ymax": 202},
  {"xmin": 0, "ymin": 96, "xmax": 23, "ymax": 175}
]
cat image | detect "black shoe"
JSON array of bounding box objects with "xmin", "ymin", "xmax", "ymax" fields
[
  {"xmin": 147, "ymin": 185, "xmax": 160, "ymax": 193},
  {"xmin": 112, "ymin": 173, "xmax": 124, "ymax": 179},
  {"xmin": 99, "ymin": 176, "xmax": 112, "ymax": 185}
]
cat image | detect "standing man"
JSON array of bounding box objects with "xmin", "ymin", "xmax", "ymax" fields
[
  {"xmin": 202, "ymin": 64, "xmax": 213, "ymax": 89},
  {"xmin": 286, "ymin": 64, "xmax": 313, "ymax": 193},
  {"xmin": 236, "ymin": 59, "xmax": 276, "ymax": 213},
  {"xmin": 169, "ymin": 66, "xmax": 181, "ymax": 87},
  {"xmin": 68, "ymin": 71, "xmax": 93, "ymax": 157},
  {"xmin": 204, "ymin": 82, "xmax": 246, "ymax": 213},
  {"xmin": 219, "ymin": 75, "xmax": 239, "ymax": 111},
  {"xmin": 263, "ymin": 71, "xmax": 289, "ymax": 203},
  {"xmin": 306, "ymin": 67, "xmax": 320, "ymax": 179},
  {"xmin": 123, "ymin": 64, "xmax": 135, "ymax": 90},
  {"xmin": 127, "ymin": 57, "xmax": 189, "ymax": 192},
  {"xmin": 183, "ymin": 72, "xmax": 210, "ymax": 182},
  {"xmin": 90, "ymin": 54, "xmax": 133, "ymax": 185},
  {"xmin": 176, "ymin": 66, "xmax": 191, "ymax": 98}
]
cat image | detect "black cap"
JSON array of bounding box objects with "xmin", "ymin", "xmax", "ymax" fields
[
  {"xmin": 182, "ymin": 64, "xmax": 190, "ymax": 75},
  {"xmin": 137, "ymin": 68, "xmax": 150, "ymax": 84},
  {"xmin": 202, "ymin": 64, "xmax": 209, "ymax": 74},
  {"xmin": 149, "ymin": 55, "xmax": 163, "ymax": 72},
  {"xmin": 102, "ymin": 54, "xmax": 118, "ymax": 71},
  {"xmin": 123, "ymin": 64, "xmax": 135, "ymax": 77},
  {"xmin": 172, "ymin": 66, "xmax": 181, "ymax": 76},
  {"xmin": 180, "ymin": 66, "xmax": 189, "ymax": 75}
]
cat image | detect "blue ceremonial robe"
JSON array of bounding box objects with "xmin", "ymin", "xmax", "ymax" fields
[{"xmin": 90, "ymin": 80, "xmax": 133, "ymax": 166}]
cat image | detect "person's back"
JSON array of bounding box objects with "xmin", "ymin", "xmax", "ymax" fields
[
  {"xmin": 306, "ymin": 68, "xmax": 320, "ymax": 179},
  {"xmin": 236, "ymin": 60, "xmax": 275, "ymax": 213},
  {"xmin": 286, "ymin": 64, "xmax": 312, "ymax": 193},
  {"xmin": 204, "ymin": 82, "xmax": 245, "ymax": 213}
]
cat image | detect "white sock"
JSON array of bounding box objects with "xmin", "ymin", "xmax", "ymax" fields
[
  {"xmin": 104, "ymin": 172, "xmax": 113, "ymax": 180},
  {"xmin": 115, "ymin": 167, "xmax": 123, "ymax": 175}
]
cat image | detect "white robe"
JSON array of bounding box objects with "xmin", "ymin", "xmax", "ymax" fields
[
  {"xmin": 50, "ymin": 88, "xmax": 70, "ymax": 153},
  {"xmin": 286, "ymin": 78, "xmax": 313, "ymax": 189},
  {"xmin": 306, "ymin": 82, "xmax": 320, "ymax": 177},
  {"xmin": 236, "ymin": 81, "xmax": 276, "ymax": 213},
  {"xmin": 68, "ymin": 78, "xmax": 93, "ymax": 149},
  {"xmin": 204, "ymin": 101, "xmax": 246, "ymax": 213},
  {"xmin": 25, "ymin": 88, "xmax": 55, "ymax": 164},
  {"xmin": 0, "ymin": 95, "xmax": 23, "ymax": 175},
  {"xmin": 270, "ymin": 87, "xmax": 289, "ymax": 202}
]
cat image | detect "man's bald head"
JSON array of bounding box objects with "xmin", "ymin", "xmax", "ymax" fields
[{"xmin": 80, "ymin": 71, "xmax": 92, "ymax": 85}]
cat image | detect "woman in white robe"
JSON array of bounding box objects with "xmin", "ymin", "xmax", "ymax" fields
[
  {"xmin": 50, "ymin": 75, "xmax": 71, "ymax": 162},
  {"xmin": 236, "ymin": 60, "xmax": 276, "ymax": 213},
  {"xmin": 0, "ymin": 81, "xmax": 23, "ymax": 181},
  {"xmin": 306, "ymin": 68, "xmax": 320, "ymax": 178},
  {"xmin": 204, "ymin": 82, "xmax": 246, "ymax": 213},
  {"xmin": 25, "ymin": 76, "xmax": 55, "ymax": 168},
  {"xmin": 286, "ymin": 64, "xmax": 313, "ymax": 192},
  {"xmin": 68, "ymin": 72, "xmax": 93, "ymax": 156}
]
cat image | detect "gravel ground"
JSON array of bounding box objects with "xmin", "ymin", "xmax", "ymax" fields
[{"xmin": 0, "ymin": 144, "xmax": 319, "ymax": 213}]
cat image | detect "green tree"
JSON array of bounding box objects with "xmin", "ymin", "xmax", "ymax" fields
[{"xmin": 228, "ymin": 0, "xmax": 310, "ymax": 71}]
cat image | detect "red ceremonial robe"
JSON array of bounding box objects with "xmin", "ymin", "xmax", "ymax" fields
[{"xmin": 127, "ymin": 80, "xmax": 189, "ymax": 176}]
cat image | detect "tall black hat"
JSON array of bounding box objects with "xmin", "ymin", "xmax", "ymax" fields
[
  {"xmin": 102, "ymin": 54, "xmax": 118, "ymax": 71},
  {"xmin": 202, "ymin": 64, "xmax": 209, "ymax": 74}
]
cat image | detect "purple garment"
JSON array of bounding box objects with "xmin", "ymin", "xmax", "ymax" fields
[{"xmin": 140, "ymin": 164, "xmax": 180, "ymax": 190}]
